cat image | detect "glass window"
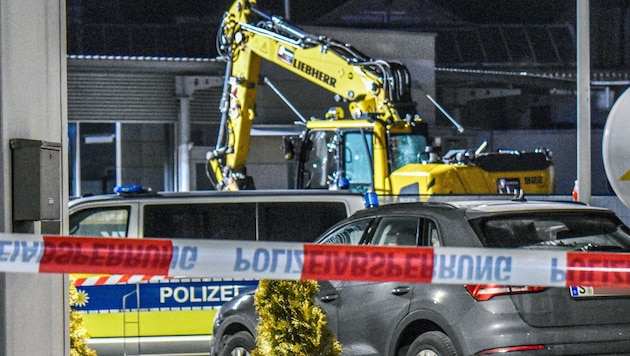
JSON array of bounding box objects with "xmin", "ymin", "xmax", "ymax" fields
[
  {"xmin": 119, "ymin": 123, "xmax": 175, "ymax": 192},
  {"xmin": 426, "ymin": 220, "xmax": 441, "ymax": 247},
  {"xmin": 473, "ymin": 214, "xmax": 630, "ymax": 251},
  {"xmin": 257, "ymin": 202, "xmax": 348, "ymax": 242},
  {"xmin": 318, "ymin": 219, "xmax": 373, "ymax": 245},
  {"xmin": 70, "ymin": 122, "xmax": 175, "ymax": 196},
  {"xmin": 343, "ymin": 131, "xmax": 373, "ymax": 186},
  {"xmin": 390, "ymin": 133, "xmax": 428, "ymax": 170},
  {"xmin": 301, "ymin": 131, "xmax": 338, "ymax": 189},
  {"xmin": 79, "ymin": 123, "xmax": 116, "ymax": 196},
  {"xmin": 68, "ymin": 123, "xmax": 78, "ymax": 197},
  {"xmin": 191, "ymin": 123, "xmax": 220, "ymax": 146},
  {"xmin": 69, "ymin": 207, "xmax": 130, "ymax": 237},
  {"xmin": 143, "ymin": 203, "xmax": 257, "ymax": 240},
  {"xmin": 371, "ymin": 217, "xmax": 419, "ymax": 246},
  {"xmin": 299, "ymin": 130, "xmax": 377, "ymax": 190}
]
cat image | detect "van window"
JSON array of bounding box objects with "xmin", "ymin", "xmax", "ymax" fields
[
  {"xmin": 143, "ymin": 201, "xmax": 349, "ymax": 242},
  {"xmin": 69, "ymin": 207, "xmax": 130, "ymax": 237},
  {"xmin": 143, "ymin": 203, "xmax": 257, "ymax": 240},
  {"xmin": 257, "ymin": 202, "xmax": 348, "ymax": 242}
]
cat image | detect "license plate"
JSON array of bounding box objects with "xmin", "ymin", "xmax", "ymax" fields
[{"xmin": 570, "ymin": 286, "xmax": 630, "ymax": 297}]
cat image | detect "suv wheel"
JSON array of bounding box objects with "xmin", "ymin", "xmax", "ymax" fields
[
  {"xmin": 218, "ymin": 331, "xmax": 256, "ymax": 356},
  {"xmin": 406, "ymin": 331, "xmax": 457, "ymax": 356}
]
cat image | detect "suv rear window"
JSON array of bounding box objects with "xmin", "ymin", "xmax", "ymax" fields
[
  {"xmin": 143, "ymin": 201, "xmax": 348, "ymax": 242},
  {"xmin": 473, "ymin": 213, "xmax": 630, "ymax": 251}
]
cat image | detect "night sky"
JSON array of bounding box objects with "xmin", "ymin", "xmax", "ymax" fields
[
  {"xmin": 68, "ymin": 0, "xmax": 583, "ymax": 26},
  {"xmin": 432, "ymin": 0, "xmax": 575, "ymax": 24}
]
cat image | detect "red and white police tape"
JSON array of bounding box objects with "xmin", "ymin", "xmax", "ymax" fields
[{"xmin": 2, "ymin": 233, "xmax": 630, "ymax": 288}]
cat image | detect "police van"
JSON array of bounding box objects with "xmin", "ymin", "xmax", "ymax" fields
[{"xmin": 68, "ymin": 187, "xmax": 366, "ymax": 355}]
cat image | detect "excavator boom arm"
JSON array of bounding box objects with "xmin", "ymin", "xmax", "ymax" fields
[{"xmin": 207, "ymin": 0, "xmax": 416, "ymax": 190}]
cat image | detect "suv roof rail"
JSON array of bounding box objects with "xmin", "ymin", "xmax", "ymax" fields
[{"xmin": 511, "ymin": 189, "xmax": 526, "ymax": 202}]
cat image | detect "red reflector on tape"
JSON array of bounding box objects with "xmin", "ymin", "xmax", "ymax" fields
[
  {"xmin": 40, "ymin": 236, "xmax": 173, "ymax": 275},
  {"xmin": 302, "ymin": 244, "xmax": 434, "ymax": 283}
]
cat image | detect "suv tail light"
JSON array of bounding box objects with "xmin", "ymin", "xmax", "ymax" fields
[{"xmin": 465, "ymin": 284, "xmax": 547, "ymax": 301}]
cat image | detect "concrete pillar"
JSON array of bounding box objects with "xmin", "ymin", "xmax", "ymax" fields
[
  {"xmin": 576, "ymin": 0, "xmax": 592, "ymax": 204},
  {"xmin": 0, "ymin": 1, "xmax": 68, "ymax": 355},
  {"xmin": 178, "ymin": 96, "xmax": 191, "ymax": 191},
  {"xmin": 175, "ymin": 76, "xmax": 223, "ymax": 191}
]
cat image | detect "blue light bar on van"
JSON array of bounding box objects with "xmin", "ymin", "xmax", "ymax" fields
[
  {"xmin": 114, "ymin": 185, "xmax": 144, "ymax": 194},
  {"xmin": 363, "ymin": 191, "xmax": 379, "ymax": 208}
]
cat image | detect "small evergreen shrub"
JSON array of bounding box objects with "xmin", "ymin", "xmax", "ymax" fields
[
  {"xmin": 252, "ymin": 279, "xmax": 342, "ymax": 356},
  {"xmin": 69, "ymin": 283, "xmax": 97, "ymax": 356}
]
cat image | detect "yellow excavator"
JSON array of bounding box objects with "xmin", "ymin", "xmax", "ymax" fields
[{"xmin": 207, "ymin": 0, "xmax": 554, "ymax": 197}]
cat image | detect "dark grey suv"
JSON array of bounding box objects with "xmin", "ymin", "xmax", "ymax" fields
[{"xmin": 210, "ymin": 199, "xmax": 630, "ymax": 356}]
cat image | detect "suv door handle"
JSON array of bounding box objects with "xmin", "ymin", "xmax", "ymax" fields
[
  {"xmin": 391, "ymin": 286, "xmax": 411, "ymax": 295},
  {"xmin": 320, "ymin": 294, "xmax": 338, "ymax": 303}
]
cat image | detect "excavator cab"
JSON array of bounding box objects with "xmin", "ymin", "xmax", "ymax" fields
[
  {"xmin": 292, "ymin": 123, "xmax": 430, "ymax": 193},
  {"xmin": 293, "ymin": 129, "xmax": 372, "ymax": 191}
]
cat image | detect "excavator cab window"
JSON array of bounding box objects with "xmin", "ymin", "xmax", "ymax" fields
[
  {"xmin": 299, "ymin": 129, "xmax": 374, "ymax": 191},
  {"xmin": 343, "ymin": 131, "xmax": 374, "ymax": 189},
  {"xmin": 390, "ymin": 133, "xmax": 428, "ymax": 170},
  {"xmin": 301, "ymin": 130, "xmax": 339, "ymax": 189}
]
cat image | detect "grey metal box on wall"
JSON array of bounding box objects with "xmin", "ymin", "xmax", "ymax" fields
[{"xmin": 10, "ymin": 139, "xmax": 61, "ymax": 221}]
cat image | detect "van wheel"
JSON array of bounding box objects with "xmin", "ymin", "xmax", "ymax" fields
[
  {"xmin": 218, "ymin": 331, "xmax": 256, "ymax": 356},
  {"xmin": 405, "ymin": 331, "xmax": 457, "ymax": 356}
]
